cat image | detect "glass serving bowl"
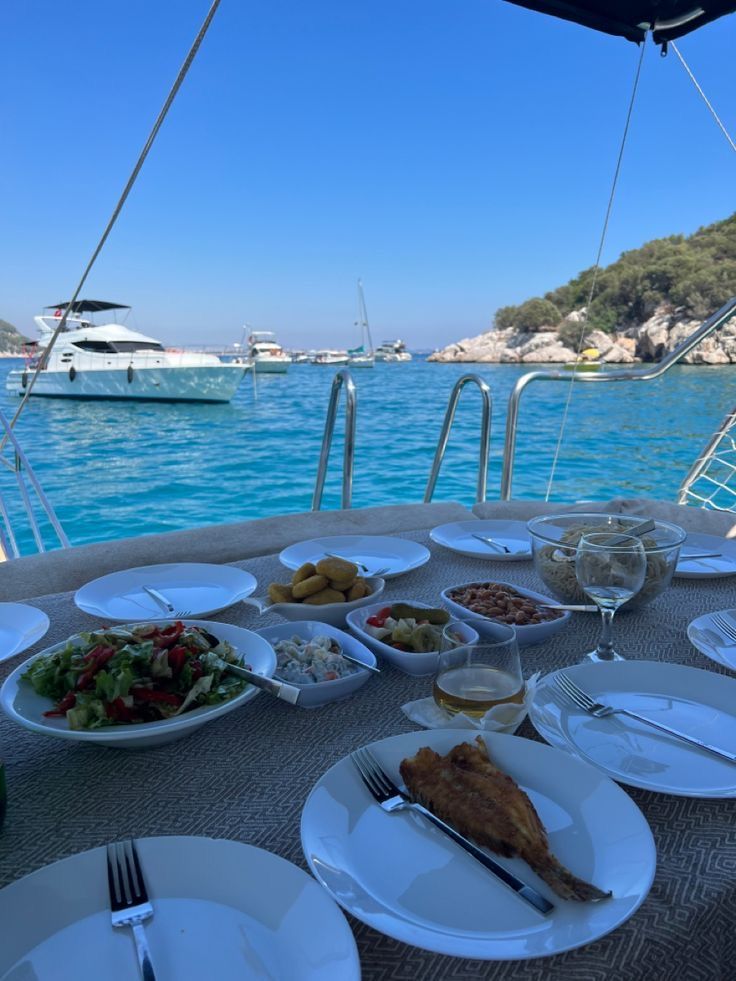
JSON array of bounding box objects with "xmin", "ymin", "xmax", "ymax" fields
[{"xmin": 527, "ymin": 513, "xmax": 686, "ymax": 610}]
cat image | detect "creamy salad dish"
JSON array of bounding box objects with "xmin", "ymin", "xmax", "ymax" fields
[{"xmin": 273, "ymin": 635, "xmax": 358, "ymax": 685}]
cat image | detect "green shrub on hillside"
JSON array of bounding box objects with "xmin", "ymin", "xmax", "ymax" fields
[
  {"xmin": 495, "ymin": 213, "xmax": 736, "ymax": 333},
  {"xmin": 495, "ymin": 297, "xmax": 561, "ymax": 332}
]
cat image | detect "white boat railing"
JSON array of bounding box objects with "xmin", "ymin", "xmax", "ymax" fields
[
  {"xmin": 0, "ymin": 409, "xmax": 70, "ymax": 558},
  {"xmin": 500, "ymin": 296, "xmax": 736, "ymax": 500},
  {"xmin": 677, "ymin": 404, "xmax": 736, "ymax": 511}
]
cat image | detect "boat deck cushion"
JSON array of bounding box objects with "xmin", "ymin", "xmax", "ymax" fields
[
  {"xmin": 472, "ymin": 497, "xmax": 736, "ymax": 537},
  {"xmin": 0, "ymin": 501, "xmax": 474, "ymax": 603}
]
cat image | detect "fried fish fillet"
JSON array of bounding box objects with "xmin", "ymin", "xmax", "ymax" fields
[{"xmin": 399, "ymin": 737, "xmax": 611, "ymax": 901}]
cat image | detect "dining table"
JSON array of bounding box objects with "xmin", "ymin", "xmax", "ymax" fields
[{"xmin": 1, "ymin": 527, "xmax": 735, "ymax": 980}]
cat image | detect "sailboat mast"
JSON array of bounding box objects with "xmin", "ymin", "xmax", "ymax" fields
[{"xmin": 357, "ymin": 278, "xmax": 373, "ymax": 354}]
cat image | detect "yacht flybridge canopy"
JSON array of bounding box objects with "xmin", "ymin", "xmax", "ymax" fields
[
  {"xmin": 47, "ymin": 300, "xmax": 130, "ymax": 313},
  {"xmin": 504, "ymin": 0, "xmax": 736, "ymax": 43}
]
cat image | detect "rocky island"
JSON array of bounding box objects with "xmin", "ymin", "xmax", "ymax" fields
[
  {"xmin": 430, "ymin": 213, "xmax": 736, "ymax": 365},
  {"xmin": 0, "ymin": 319, "xmax": 29, "ymax": 357}
]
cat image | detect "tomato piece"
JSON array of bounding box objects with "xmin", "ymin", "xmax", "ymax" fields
[
  {"xmin": 44, "ymin": 691, "xmax": 76, "ymax": 717},
  {"xmin": 167, "ymin": 646, "xmax": 188, "ymax": 673},
  {"xmin": 130, "ymin": 687, "xmax": 182, "ymax": 706},
  {"xmin": 391, "ymin": 642, "xmax": 410, "ymax": 651}
]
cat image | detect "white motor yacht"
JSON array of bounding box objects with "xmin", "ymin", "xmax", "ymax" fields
[
  {"xmin": 374, "ymin": 339, "xmax": 412, "ymax": 362},
  {"xmin": 5, "ymin": 301, "xmax": 248, "ymax": 403},
  {"xmin": 248, "ymin": 331, "xmax": 290, "ymax": 373}
]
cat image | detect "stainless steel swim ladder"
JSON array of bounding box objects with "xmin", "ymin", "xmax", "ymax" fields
[
  {"xmin": 424, "ymin": 374, "xmax": 492, "ymax": 503},
  {"xmin": 501, "ymin": 297, "xmax": 736, "ymax": 500},
  {"xmin": 312, "ymin": 369, "xmax": 357, "ymax": 510},
  {"xmin": 0, "ymin": 408, "xmax": 70, "ymax": 558}
]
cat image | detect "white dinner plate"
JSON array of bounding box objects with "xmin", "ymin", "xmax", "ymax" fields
[
  {"xmin": 687, "ymin": 608, "xmax": 736, "ymax": 671},
  {"xmin": 0, "ymin": 836, "xmax": 359, "ymax": 981},
  {"xmin": 530, "ymin": 661, "xmax": 736, "ymax": 797},
  {"xmin": 0, "ymin": 603, "xmax": 50, "ymax": 663},
  {"xmin": 75, "ymin": 562, "xmax": 258, "ymax": 621},
  {"xmin": 430, "ymin": 520, "xmax": 532, "ymax": 560},
  {"xmin": 0, "ymin": 620, "xmax": 275, "ymax": 749},
  {"xmin": 300, "ymin": 730, "xmax": 655, "ymax": 960},
  {"xmin": 674, "ymin": 532, "xmax": 736, "ymax": 578},
  {"xmin": 279, "ymin": 535, "xmax": 430, "ymax": 579}
]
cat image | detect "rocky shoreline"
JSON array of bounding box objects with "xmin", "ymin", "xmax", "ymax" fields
[{"xmin": 429, "ymin": 305, "xmax": 736, "ymax": 365}]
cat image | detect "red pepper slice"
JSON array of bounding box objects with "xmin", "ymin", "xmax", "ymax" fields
[
  {"xmin": 43, "ymin": 691, "xmax": 77, "ymax": 717},
  {"xmin": 167, "ymin": 646, "xmax": 188, "ymax": 673},
  {"xmin": 106, "ymin": 697, "xmax": 134, "ymax": 722},
  {"xmin": 366, "ymin": 616, "xmax": 385, "ymax": 627}
]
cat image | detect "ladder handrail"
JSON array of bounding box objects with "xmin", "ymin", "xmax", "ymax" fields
[
  {"xmin": 425, "ymin": 374, "xmax": 492, "ymax": 503},
  {"xmin": 677, "ymin": 403, "xmax": 736, "ymax": 508},
  {"xmin": 312, "ymin": 370, "xmax": 357, "ymax": 511},
  {"xmin": 0, "ymin": 408, "xmax": 70, "ymax": 556},
  {"xmin": 501, "ymin": 296, "xmax": 736, "ymax": 500}
]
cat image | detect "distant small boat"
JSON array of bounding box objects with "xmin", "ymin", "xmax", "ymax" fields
[
  {"xmin": 313, "ymin": 350, "xmax": 350, "ymax": 366},
  {"xmin": 348, "ymin": 279, "xmax": 375, "ymax": 368},
  {"xmin": 563, "ymin": 346, "xmax": 604, "ymax": 372},
  {"xmin": 248, "ymin": 331, "xmax": 290, "ymax": 374},
  {"xmin": 374, "ymin": 339, "xmax": 412, "ymax": 362}
]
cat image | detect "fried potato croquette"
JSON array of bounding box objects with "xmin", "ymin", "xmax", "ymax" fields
[
  {"xmin": 292, "ymin": 574, "xmax": 329, "ymax": 599},
  {"xmin": 303, "ymin": 587, "xmax": 346, "ymax": 605},
  {"xmin": 347, "ymin": 578, "xmax": 369, "ymax": 601},
  {"xmin": 315, "ymin": 557, "xmax": 358, "ymax": 581},
  {"xmin": 292, "ymin": 562, "xmax": 317, "ymax": 585},
  {"xmin": 268, "ymin": 582, "xmax": 294, "ymax": 604},
  {"xmin": 329, "ymin": 575, "xmax": 357, "ymax": 592}
]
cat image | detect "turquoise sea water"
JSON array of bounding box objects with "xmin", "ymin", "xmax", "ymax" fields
[{"xmin": 0, "ymin": 357, "xmax": 733, "ymax": 553}]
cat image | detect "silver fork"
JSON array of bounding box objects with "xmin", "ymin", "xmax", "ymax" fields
[
  {"xmin": 554, "ymin": 672, "xmax": 736, "ymax": 763},
  {"xmin": 323, "ymin": 552, "xmax": 391, "ymax": 577},
  {"xmin": 107, "ymin": 840, "xmax": 157, "ymax": 981},
  {"xmin": 351, "ymin": 746, "xmax": 554, "ymax": 915},
  {"xmin": 471, "ymin": 533, "xmax": 511, "ymax": 555},
  {"xmin": 710, "ymin": 611, "xmax": 736, "ymax": 643}
]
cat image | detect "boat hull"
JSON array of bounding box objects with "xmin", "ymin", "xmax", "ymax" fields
[
  {"xmin": 5, "ymin": 364, "xmax": 247, "ymax": 403},
  {"xmin": 253, "ymin": 358, "xmax": 289, "ymax": 374}
]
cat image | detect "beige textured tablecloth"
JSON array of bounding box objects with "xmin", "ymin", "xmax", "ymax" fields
[{"xmin": 1, "ymin": 532, "xmax": 735, "ymax": 980}]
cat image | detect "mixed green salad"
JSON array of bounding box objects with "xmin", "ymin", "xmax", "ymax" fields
[{"xmin": 22, "ymin": 622, "xmax": 247, "ymax": 730}]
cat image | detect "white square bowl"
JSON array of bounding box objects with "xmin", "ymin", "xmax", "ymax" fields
[
  {"xmin": 346, "ymin": 600, "xmax": 479, "ymax": 677},
  {"xmin": 440, "ymin": 580, "xmax": 571, "ymax": 647},
  {"xmin": 256, "ymin": 620, "xmax": 377, "ymax": 708}
]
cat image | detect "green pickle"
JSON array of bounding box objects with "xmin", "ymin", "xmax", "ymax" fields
[{"xmin": 390, "ymin": 603, "xmax": 449, "ymax": 625}]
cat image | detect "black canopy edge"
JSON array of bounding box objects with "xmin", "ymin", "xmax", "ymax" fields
[
  {"xmin": 46, "ymin": 300, "xmax": 130, "ymax": 313},
  {"xmin": 502, "ymin": 1, "xmax": 736, "ymax": 44}
]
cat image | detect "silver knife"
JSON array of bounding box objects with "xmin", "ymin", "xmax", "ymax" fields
[
  {"xmin": 142, "ymin": 585, "xmax": 175, "ymax": 615},
  {"xmin": 605, "ymin": 519, "xmax": 655, "ymax": 547}
]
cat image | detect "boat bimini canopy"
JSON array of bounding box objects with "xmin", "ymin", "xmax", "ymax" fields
[
  {"xmin": 504, "ymin": 1, "xmax": 736, "ymax": 43},
  {"xmin": 46, "ymin": 300, "xmax": 130, "ymax": 314}
]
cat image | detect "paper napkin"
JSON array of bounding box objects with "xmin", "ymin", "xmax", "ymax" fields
[{"xmin": 401, "ymin": 673, "xmax": 540, "ymax": 734}]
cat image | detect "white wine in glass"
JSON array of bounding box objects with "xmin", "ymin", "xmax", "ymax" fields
[{"xmin": 433, "ymin": 621, "xmax": 522, "ymax": 718}]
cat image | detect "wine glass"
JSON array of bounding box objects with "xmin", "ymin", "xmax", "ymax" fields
[
  {"xmin": 575, "ymin": 532, "xmax": 647, "ymax": 662},
  {"xmin": 433, "ymin": 620, "xmax": 522, "ymax": 717}
]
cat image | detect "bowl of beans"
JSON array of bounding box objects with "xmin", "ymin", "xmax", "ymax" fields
[{"xmin": 440, "ymin": 580, "xmax": 571, "ymax": 647}]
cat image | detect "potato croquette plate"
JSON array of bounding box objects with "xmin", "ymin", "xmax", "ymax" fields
[
  {"xmin": 279, "ymin": 536, "xmax": 430, "ymax": 580},
  {"xmin": 268, "ymin": 578, "xmax": 385, "ymax": 627}
]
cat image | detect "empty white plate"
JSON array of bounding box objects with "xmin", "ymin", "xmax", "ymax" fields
[
  {"xmin": 0, "ymin": 603, "xmax": 50, "ymax": 663},
  {"xmin": 430, "ymin": 520, "xmax": 532, "ymax": 560},
  {"xmin": 279, "ymin": 535, "xmax": 430, "ymax": 579},
  {"xmin": 0, "ymin": 836, "xmax": 359, "ymax": 980},
  {"xmin": 75, "ymin": 562, "xmax": 257, "ymax": 621},
  {"xmin": 687, "ymin": 608, "xmax": 736, "ymax": 671},
  {"xmin": 674, "ymin": 532, "xmax": 736, "ymax": 578},
  {"xmin": 530, "ymin": 661, "xmax": 736, "ymax": 797},
  {"xmin": 301, "ymin": 730, "xmax": 655, "ymax": 960}
]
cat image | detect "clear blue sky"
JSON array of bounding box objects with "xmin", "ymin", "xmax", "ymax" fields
[{"xmin": 2, "ymin": 1, "xmax": 735, "ymax": 349}]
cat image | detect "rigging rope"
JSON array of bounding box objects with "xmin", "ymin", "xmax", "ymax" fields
[
  {"xmin": 671, "ymin": 41, "xmax": 736, "ymax": 156},
  {"xmin": 1, "ymin": 0, "xmax": 222, "ymax": 450},
  {"xmin": 544, "ymin": 40, "xmax": 647, "ymax": 502}
]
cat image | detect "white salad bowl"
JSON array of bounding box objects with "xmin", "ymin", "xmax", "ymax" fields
[
  {"xmin": 256, "ymin": 621, "xmax": 377, "ymax": 709},
  {"xmin": 346, "ymin": 600, "xmax": 479, "ymax": 677},
  {"xmin": 0, "ymin": 620, "xmax": 276, "ymax": 749},
  {"xmin": 263, "ymin": 577, "xmax": 385, "ymax": 628},
  {"xmin": 440, "ymin": 581, "xmax": 571, "ymax": 647}
]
